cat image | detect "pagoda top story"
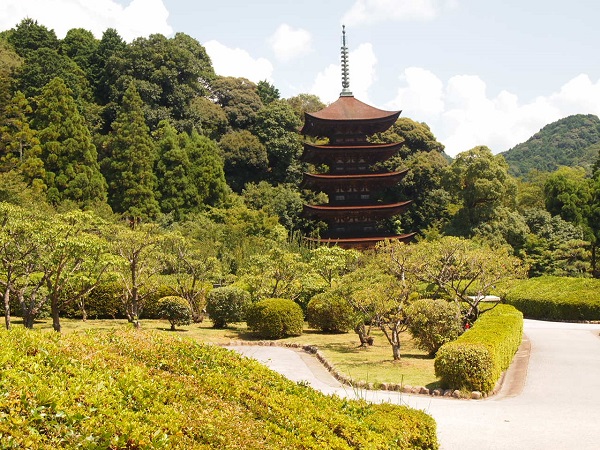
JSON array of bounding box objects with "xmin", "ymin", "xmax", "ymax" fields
[{"xmin": 300, "ymin": 26, "xmax": 401, "ymax": 139}]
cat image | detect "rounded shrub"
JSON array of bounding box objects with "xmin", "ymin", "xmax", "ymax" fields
[
  {"xmin": 307, "ymin": 291, "xmax": 354, "ymax": 333},
  {"xmin": 406, "ymin": 298, "xmax": 462, "ymax": 356},
  {"xmin": 246, "ymin": 298, "xmax": 304, "ymax": 339},
  {"xmin": 157, "ymin": 296, "xmax": 192, "ymax": 331},
  {"xmin": 206, "ymin": 286, "xmax": 251, "ymax": 328}
]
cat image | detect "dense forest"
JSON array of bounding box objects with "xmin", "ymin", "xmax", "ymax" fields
[
  {"xmin": 1, "ymin": 19, "xmax": 600, "ymax": 334},
  {"xmin": 501, "ymin": 114, "xmax": 600, "ymax": 178}
]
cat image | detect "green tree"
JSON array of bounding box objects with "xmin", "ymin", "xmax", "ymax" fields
[
  {"xmin": 544, "ymin": 166, "xmax": 591, "ymax": 226},
  {"xmin": 183, "ymin": 130, "xmax": 228, "ymax": 207},
  {"xmin": 157, "ymin": 296, "xmax": 192, "ymax": 330},
  {"xmin": 154, "ymin": 121, "xmax": 197, "ymax": 219},
  {"xmin": 90, "ymin": 28, "xmax": 126, "ymax": 106},
  {"xmin": 252, "ymin": 99, "xmax": 303, "ymax": 184},
  {"xmin": 0, "ymin": 39, "xmax": 23, "ymax": 110},
  {"xmin": 104, "ymin": 82, "xmax": 159, "ymax": 220},
  {"xmin": 242, "ymin": 181, "xmax": 303, "ymax": 231},
  {"xmin": 0, "ymin": 91, "xmax": 41, "ymax": 173},
  {"xmin": 110, "ymin": 223, "xmax": 165, "ymax": 328},
  {"xmin": 285, "ymin": 93, "xmax": 325, "ymax": 124},
  {"xmin": 162, "ymin": 225, "xmax": 221, "ymax": 322},
  {"xmin": 31, "ymin": 77, "xmax": 107, "ymax": 207},
  {"xmin": 256, "ymin": 80, "xmax": 280, "ymax": 105},
  {"xmin": 379, "ymin": 237, "xmax": 524, "ymax": 323},
  {"xmin": 445, "ymin": 146, "xmax": 517, "ymax": 235},
  {"xmin": 6, "ymin": 18, "xmax": 59, "ymax": 57},
  {"xmin": 60, "ymin": 28, "xmax": 98, "ymax": 78},
  {"xmin": 373, "ymin": 117, "xmax": 445, "ymax": 157},
  {"xmin": 0, "ymin": 203, "xmax": 40, "ymax": 329},
  {"xmin": 188, "ymin": 96, "xmax": 229, "ymax": 140},
  {"xmin": 211, "ymin": 76, "xmax": 263, "ymax": 129},
  {"xmin": 219, "ymin": 130, "xmax": 268, "ymax": 191},
  {"xmin": 206, "ymin": 286, "xmax": 251, "ymax": 328},
  {"xmin": 39, "ymin": 210, "xmax": 113, "ymax": 332},
  {"xmin": 307, "ymin": 246, "xmax": 360, "ymax": 287}
]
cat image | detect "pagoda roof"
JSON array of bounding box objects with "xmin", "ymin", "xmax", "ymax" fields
[
  {"xmin": 301, "ymin": 141, "xmax": 403, "ymax": 163},
  {"xmin": 303, "ymin": 201, "xmax": 411, "ymax": 219},
  {"xmin": 301, "ymin": 96, "xmax": 401, "ymax": 136},
  {"xmin": 301, "ymin": 170, "xmax": 408, "ymax": 190}
]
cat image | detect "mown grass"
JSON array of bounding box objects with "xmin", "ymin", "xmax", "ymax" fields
[{"xmin": 13, "ymin": 316, "xmax": 440, "ymax": 389}]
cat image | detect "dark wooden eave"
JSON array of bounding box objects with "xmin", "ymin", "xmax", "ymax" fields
[
  {"xmin": 300, "ymin": 142, "xmax": 402, "ymax": 163},
  {"xmin": 303, "ymin": 201, "xmax": 412, "ymax": 219},
  {"xmin": 305, "ymin": 233, "xmax": 416, "ymax": 249},
  {"xmin": 301, "ymin": 169, "xmax": 409, "ymax": 190},
  {"xmin": 301, "ymin": 96, "xmax": 400, "ymax": 137}
]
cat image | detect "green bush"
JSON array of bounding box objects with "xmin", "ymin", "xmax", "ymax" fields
[
  {"xmin": 246, "ymin": 298, "xmax": 304, "ymax": 339},
  {"xmin": 307, "ymin": 291, "xmax": 355, "ymax": 333},
  {"xmin": 406, "ymin": 299, "xmax": 463, "ymax": 356},
  {"xmin": 504, "ymin": 276, "xmax": 600, "ymax": 321},
  {"xmin": 435, "ymin": 304, "xmax": 523, "ymax": 392},
  {"xmin": 157, "ymin": 296, "xmax": 192, "ymax": 330},
  {"xmin": 206, "ymin": 285, "xmax": 251, "ymax": 328},
  {"xmin": 0, "ymin": 327, "xmax": 438, "ymax": 449}
]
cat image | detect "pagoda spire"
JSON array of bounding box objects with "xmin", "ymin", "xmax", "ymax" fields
[{"xmin": 340, "ymin": 25, "xmax": 353, "ymax": 97}]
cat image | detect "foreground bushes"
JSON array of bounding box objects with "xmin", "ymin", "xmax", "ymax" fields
[
  {"xmin": 0, "ymin": 328, "xmax": 438, "ymax": 449},
  {"xmin": 435, "ymin": 304, "xmax": 523, "ymax": 393},
  {"xmin": 504, "ymin": 276, "xmax": 600, "ymax": 321},
  {"xmin": 246, "ymin": 298, "xmax": 304, "ymax": 339}
]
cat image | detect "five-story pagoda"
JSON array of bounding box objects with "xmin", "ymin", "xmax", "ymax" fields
[{"xmin": 300, "ymin": 26, "xmax": 414, "ymax": 249}]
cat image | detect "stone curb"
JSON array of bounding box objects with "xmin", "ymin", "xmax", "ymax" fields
[{"xmin": 221, "ymin": 340, "xmax": 504, "ymax": 400}]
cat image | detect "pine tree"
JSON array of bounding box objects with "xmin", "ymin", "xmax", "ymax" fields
[
  {"xmin": 104, "ymin": 82, "xmax": 160, "ymax": 221},
  {"xmin": 0, "ymin": 91, "xmax": 41, "ymax": 171},
  {"xmin": 183, "ymin": 130, "xmax": 228, "ymax": 207},
  {"xmin": 31, "ymin": 77, "xmax": 107, "ymax": 207},
  {"xmin": 154, "ymin": 120, "xmax": 197, "ymax": 220}
]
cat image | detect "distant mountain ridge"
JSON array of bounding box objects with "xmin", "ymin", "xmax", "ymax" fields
[{"xmin": 500, "ymin": 114, "xmax": 600, "ymax": 178}]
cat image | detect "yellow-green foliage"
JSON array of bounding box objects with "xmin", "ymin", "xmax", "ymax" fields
[
  {"xmin": 0, "ymin": 328, "xmax": 438, "ymax": 449},
  {"xmin": 246, "ymin": 298, "xmax": 304, "ymax": 339},
  {"xmin": 504, "ymin": 276, "xmax": 600, "ymax": 321},
  {"xmin": 434, "ymin": 305, "xmax": 523, "ymax": 392}
]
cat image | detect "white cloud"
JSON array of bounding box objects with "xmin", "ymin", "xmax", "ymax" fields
[
  {"xmin": 310, "ymin": 43, "xmax": 377, "ymax": 104},
  {"xmin": 387, "ymin": 68, "xmax": 600, "ymax": 157},
  {"xmin": 342, "ymin": 0, "xmax": 457, "ymax": 26},
  {"xmin": 268, "ymin": 24, "xmax": 312, "ymax": 62},
  {"xmin": 0, "ymin": 0, "xmax": 172, "ymax": 42},
  {"xmin": 204, "ymin": 40, "xmax": 273, "ymax": 83}
]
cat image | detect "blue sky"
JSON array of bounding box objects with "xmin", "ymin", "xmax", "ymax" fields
[{"xmin": 2, "ymin": 0, "xmax": 600, "ymax": 156}]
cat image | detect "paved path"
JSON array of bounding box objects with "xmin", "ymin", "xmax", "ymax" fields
[{"xmin": 230, "ymin": 320, "xmax": 600, "ymax": 449}]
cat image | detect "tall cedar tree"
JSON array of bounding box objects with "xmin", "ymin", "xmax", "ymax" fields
[
  {"xmin": 154, "ymin": 120, "xmax": 197, "ymax": 220},
  {"xmin": 183, "ymin": 130, "xmax": 228, "ymax": 207},
  {"xmin": 104, "ymin": 82, "xmax": 160, "ymax": 221},
  {"xmin": 31, "ymin": 77, "xmax": 107, "ymax": 207}
]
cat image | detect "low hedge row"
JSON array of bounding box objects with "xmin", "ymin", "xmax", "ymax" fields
[
  {"xmin": 504, "ymin": 276, "xmax": 600, "ymax": 321},
  {"xmin": 0, "ymin": 328, "xmax": 438, "ymax": 449},
  {"xmin": 434, "ymin": 304, "xmax": 523, "ymax": 393}
]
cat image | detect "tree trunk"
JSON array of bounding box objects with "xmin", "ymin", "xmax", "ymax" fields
[
  {"xmin": 354, "ymin": 323, "xmax": 373, "ymax": 346},
  {"xmin": 4, "ymin": 288, "xmax": 11, "ymax": 330},
  {"xmin": 171, "ymin": 323, "xmax": 176, "ymax": 331},
  {"xmin": 51, "ymin": 302, "xmax": 61, "ymax": 333},
  {"xmin": 23, "ymin": 312, "xmax": 35, "ymax": 329}
]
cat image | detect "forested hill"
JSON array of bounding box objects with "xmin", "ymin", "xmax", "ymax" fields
[{"xmin": 501, "ymin": 114, "xmax": 600, "ymax": 178}]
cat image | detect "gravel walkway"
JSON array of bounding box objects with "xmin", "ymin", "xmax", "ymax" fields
[{"xmin": 230, "ymin": 319, "xmax": 600, "ymax": 449}]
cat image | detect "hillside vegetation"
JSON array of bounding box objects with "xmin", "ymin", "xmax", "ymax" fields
[
  {"xmin": 501, "ymin": 114, "xmax": 600, "ymax": 178},
  {"xmin": 0, "ymin": 328, "xmax": 438, "ymax": 449}
]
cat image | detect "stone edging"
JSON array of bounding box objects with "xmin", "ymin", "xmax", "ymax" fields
[{"xmin": 222, "ymin": 340, "xmax": 503, "ymax": 400}]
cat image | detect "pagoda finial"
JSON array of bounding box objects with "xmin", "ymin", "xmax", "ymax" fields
[{"xmin": 340, "ymin": 25, "xmax": 353, "ymax": 97}]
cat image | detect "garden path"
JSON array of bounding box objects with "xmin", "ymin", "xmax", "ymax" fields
[{"xmin": 230, "ymin": 319, "xmax": 600, "ymax": 450}]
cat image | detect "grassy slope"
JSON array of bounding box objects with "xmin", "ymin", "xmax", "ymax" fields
[{"xmin": 0, "ymin": 327, "xmax": 438, "ymax": 449}]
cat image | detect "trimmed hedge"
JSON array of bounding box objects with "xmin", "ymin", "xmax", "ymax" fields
[
  {"xmin": 504, "ymin": 276, "xmax": 600, "ymax": 321},
  {"xmin": 434, "ymin": 304, "xmax": 523, "ymax": 393},
  {"xmin": 0, "ymin": 328, "xmax": 438, "ymax": 449},
  {"xmin": 307, "ymin": 291, "xmax": 355, "ymax": 333},
  {"xmin": 157, "ymin": 296, "xmax": 192, "ymax": 330},
  {"xmin": 206, "ymin": 286, "xmax": 251, "ymax": 328},
  {"xmin": 246, "ymin": 298, "xmax": 304, "ymax": 339}
]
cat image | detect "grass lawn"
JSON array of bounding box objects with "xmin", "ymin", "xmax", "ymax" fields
[{"xmin": 9, "ymin": 316, "xmax": 440, "ymax": 389}]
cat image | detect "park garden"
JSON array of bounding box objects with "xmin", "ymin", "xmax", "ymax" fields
[{"xmin": 1, "ymin": 18, "xmax": 600, "ymax": 449}]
